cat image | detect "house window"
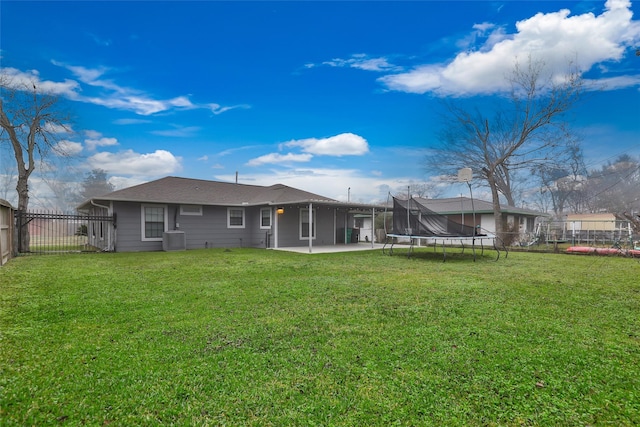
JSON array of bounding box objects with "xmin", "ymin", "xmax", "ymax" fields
[
  {"xmin": 141, "ymin": 205, "xmax": 167, "ymax": 241},
  {"xmin": 260, "ymin": 207, "xmax": 272, "ymax": 229},
  {"xmin": 228, "ymin": 208, "xmax": 245, "ymax": 228},
  {"xmin": 299, "ymin": 208, "xmax": 316, "ymax": 239},
  {"xmin": 180, "ymin": 204, "xmax": 202, "ymax": 216}
]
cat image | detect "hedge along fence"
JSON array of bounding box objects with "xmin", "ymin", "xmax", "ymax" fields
[{"xmin": 0, "ymin": 199, "xmax": 14, "ymax": 266}]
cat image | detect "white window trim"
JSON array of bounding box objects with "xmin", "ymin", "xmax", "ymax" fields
[
  {"xmin": 260, "ymin": 207, "xmax": 272, "ymax": 229},
  {"xmin": 227, "ymin": 207, "xmax": 245, "ymax": 229},
  {"xmin": 180, "ymin": 204, "xmax": 203, "ymax": 216},
  {"xmin": 299, "ymin": 208, "xmax": 316, "ymax": 240},
  {"xmin": 141, "ymin": 204, "xmax": 168, "ymax": 242}
]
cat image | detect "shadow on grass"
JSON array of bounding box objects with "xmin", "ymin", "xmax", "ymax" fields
[{"xmin": 386, "ymin": 247, "xmax": 502, "ymax": 263}]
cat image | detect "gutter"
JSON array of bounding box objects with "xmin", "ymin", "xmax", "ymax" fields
[{"xmin": 90, "ymin": 199, "xmax": 111, "ymax": 213}]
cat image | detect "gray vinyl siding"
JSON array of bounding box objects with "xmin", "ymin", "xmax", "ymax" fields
[
  {"xmin": 109, "ymin": 201, "xmax": 350, "ymax": 252},
  {"xmin": 113, "ymin": 202, "xmax": 156, "ymax": 252},
  {"xmin": 314, "ymin": 207, "xmax": 337, "ymax": 246},
  {"xmin": 179, "ymin": 205, "xmax": 268, "ymax": 249},
  {"xmin": 276, "ymin": 206, "xmax": 336, "ymax": 247},
  {"xmin": 111, "ymin": 202, "xmax": 275, "ymax": 252}
]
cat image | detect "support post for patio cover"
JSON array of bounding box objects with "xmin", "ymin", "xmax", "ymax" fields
[
  {"xmin": 308, "ymin": 202, "xmax": 313, "ymax": 254},
  {"xmin": 273, "ymin": 206, "xmax": 279, "ymax": 249},
  {"xmin": 371, "ymin": 208, "xmax": 375, "ymax": 248}
]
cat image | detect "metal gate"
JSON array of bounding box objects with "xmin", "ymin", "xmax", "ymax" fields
[{"xmin": 15, "ymin": 210, "xmax": 116, "ymax": 255}]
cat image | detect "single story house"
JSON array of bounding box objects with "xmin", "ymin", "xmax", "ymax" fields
[
  {"xmin": 564, "ymin": 213, "xmax": 633, "ymax": 243},
  {"xmin": 565, "ymin": 213, "xmax": 619, "ymax": 232},
  {"xmin": 77, "ymin": 176, "xmax": 386, "ymax": 253}
]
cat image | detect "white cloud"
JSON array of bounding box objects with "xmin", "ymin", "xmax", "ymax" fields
[
  {"xmin": 246, "ymin": 152, "xmax": 313, "ymax": 166},
  {"xmin": 208, "ymin": 103, "xmax": 251, "ymax": 115},
  {"xmin": 319, "ymin": 54, "xmax": 402, "ymax": 72},
  {"xmin": 42, "ymin": 122, "xmax": 72, "ymax": 134},
  {"xmin": 216, "ymin": 167, "xmax": 408, "ymax": 204},
  {"xmin": 113, "ymin": 118, "xmax": 152, "ymax": 125},
  {"xmin": 151, "ymin": 126, "xmax": 201, "ymax": 137},
  {"xmin": 379, "ymin": 0, "xmax": 640, "ymax": 96},
  {"xmin": 218, "ymin": 145, "xmax": 264, "ymax": 157},
  {"xmin": 282, "ymin": 133, "xmax": 369, "ymax": 156},
  {"xmin": 87, "ymin": 33, "xmax": 112, "ymax": 47},
  {"xmin": 0, "ymin": 67, "xmax": 79, "ymax": 97},
  {"xmin": 52, "ymin": 140, "xmax": 83, "ymax": 156},
  {"xmin": 45, "ymin": 61, "xmax": 245, "ymax": 116},
  {"xmin": 85, "ymin": 137, "xmax": 119, "ymax": 151},
  {"xmin": 82, "ymin": 93, "xmax": 196, "ymax": 116},
  {"xmin": 85, "ymin": 130, "xmax": 102, "ymax": 139},
  {"xmin": 87, "ymin": 149, "xmax": 182, "ymax": 175},
  {"xmin": 5, "ymin": 62, "xmax": 248, "ymax": 117},
  {"xmin": 584, "ymin": 74, "xmax": 640, "ymax": 90},
  {"xmin": 108, "ymin": 176, "xmax": 147, "ymax": 191}
]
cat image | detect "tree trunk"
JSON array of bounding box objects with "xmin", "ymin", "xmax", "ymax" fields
[
  {"xmin": 488, "ymin": 176, "xmax": 505, "ymax": 243},
  {"xmin": 16, "ymin": 172, "xmax": 31, "ymax": 252},
  {"xmin": 484, "ymin": 168, "xmax": 506, "ymax": 242}
]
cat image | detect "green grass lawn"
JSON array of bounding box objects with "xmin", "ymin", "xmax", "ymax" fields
[{"xmin": 1, "ymin": 248, "xmax": 639, "ymax": 426}]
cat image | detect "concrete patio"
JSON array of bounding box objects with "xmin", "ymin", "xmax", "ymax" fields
[{"xmin": 273, "ymin": 243, "xmax": 386, "ymax": 254}]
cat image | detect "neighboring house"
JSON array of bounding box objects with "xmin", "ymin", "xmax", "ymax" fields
[
  {"xmin": 77, "ymin": 176, "xmax": 385, "ymax": 253},
  {"xmin": 565, "ymin": 213, "xmax": 619, "ymax": 232},
  {"xmin": 564, "ymin": 213, "xmax": 632, "ymax": 242},
  {"xmin": 414, "ymin": 196, "xmax": 543, "ymax": 242},
  {"xmin": 353, "ymin": 214, "xmax": 373, "ymax": 242}
]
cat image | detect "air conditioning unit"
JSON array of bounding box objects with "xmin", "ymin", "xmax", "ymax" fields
[{"xmin": 163, "ymin": 231, "xmax": 186, "ymax": 251}]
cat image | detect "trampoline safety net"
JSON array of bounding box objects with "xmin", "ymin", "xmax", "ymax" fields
[{"xmin": 392, "ymin": 197, "xmax": 477, "ymax": 237}]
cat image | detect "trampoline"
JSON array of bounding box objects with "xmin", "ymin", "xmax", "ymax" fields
[{"xmin": 383, "ymin": 196, "xmax": 507, "ymax": 261}]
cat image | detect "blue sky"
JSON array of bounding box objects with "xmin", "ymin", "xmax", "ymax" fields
[{"xmin": 1, "ymin": 0, "xmax": 639, "ymax": 207}]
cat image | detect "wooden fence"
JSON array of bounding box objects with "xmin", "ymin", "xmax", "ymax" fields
[{"xmin": 0, "ymin": 199, "xmax": 14, "ymax": 266}]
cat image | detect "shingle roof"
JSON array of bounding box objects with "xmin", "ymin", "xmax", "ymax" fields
[
  {"xmin": 415, "ymin": 196, "xmax": 543, "ymax": 216},
  {"xmin": 82, "ymin": 176, "xmax": 339, "ymax": 207}
]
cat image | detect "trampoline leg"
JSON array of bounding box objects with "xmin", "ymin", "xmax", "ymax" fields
[
  {"xmin": 472, "ymin": 239, "xmax": 477, "ymax": 262},
  {"xmin": 407, "ymin": 238, "xmax": 414, "ymax": 258}
]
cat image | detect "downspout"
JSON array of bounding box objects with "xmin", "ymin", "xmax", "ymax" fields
[
  {"xmin": 90, "ymin": 199, "xmax": 110, "ymax": 213},
  {"xmin": 90, "ymin": 200, "xmax": 115, "ymax": 252}
]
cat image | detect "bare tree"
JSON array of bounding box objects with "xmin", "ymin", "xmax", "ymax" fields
[
  {"xmin": 532, "ymin": 140, "xmax": 587, "ymax": 216},
  {"xmin": 0, "ymin": 73, "xmax": 73, "ymax": 249},
  {"xmin": 583, "ymin": 155, "xmax": 640, "ymax": 215},
  {"xmin": 427, "ymin": 56, "xmax": 584, "ymax": 240},
  {"xmin": 393, "ymin": 180, "xmax": 444, "ymax": 200}
]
